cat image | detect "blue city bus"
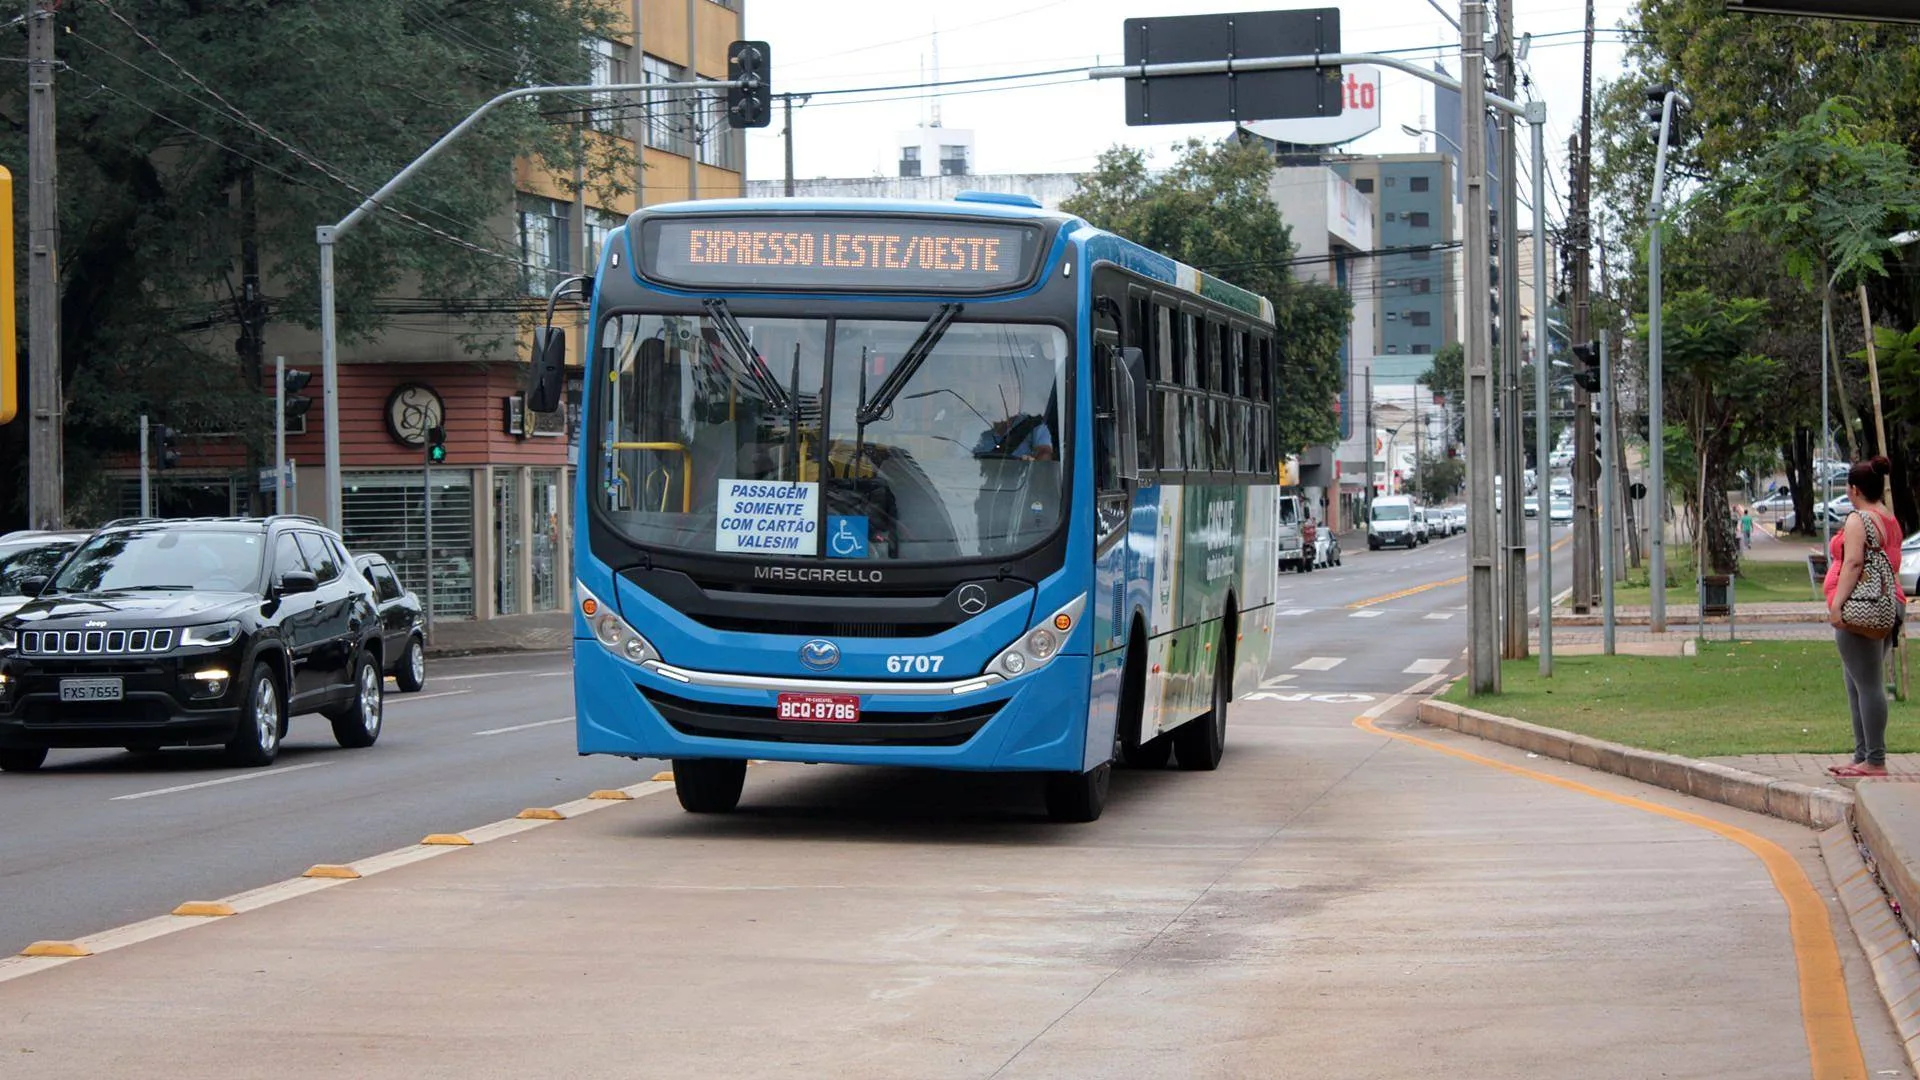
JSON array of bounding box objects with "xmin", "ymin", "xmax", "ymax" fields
[{"xmin": 535, "ymin": 193, "xmax": 1280, "ymax": 822}]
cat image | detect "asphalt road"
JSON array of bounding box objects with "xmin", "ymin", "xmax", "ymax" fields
[
  {"xmin": 2, "ymin": 519, "xmax": 1904, "ymax": 1078},
  {"xmin": 0, "ymin": 651, "xmax": 657, "ymax": 954},
  {"xmin": 0, "ymin": 522, "xmax": 1560, "ymax": 956}
]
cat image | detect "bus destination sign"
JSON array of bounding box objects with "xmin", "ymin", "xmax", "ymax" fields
[{"xmin": 642, "ymin": 217, "xmax": 1042, "ymax": 292}]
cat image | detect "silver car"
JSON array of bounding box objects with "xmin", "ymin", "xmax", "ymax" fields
[{"xmin": 0, "ymin": 530, "xmax": 89, "ymax": 620}]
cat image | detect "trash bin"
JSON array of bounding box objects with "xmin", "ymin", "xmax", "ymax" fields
[
  {"xmin": 1808, "ymin": 552, "xmax": 1830, "ymax": 590},
  {"xmin": 1700, "ymin": 574, "xmax": 1736, "ymax": 640}
]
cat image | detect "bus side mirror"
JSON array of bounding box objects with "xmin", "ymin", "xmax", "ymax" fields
[{"xmin": 527, "ymin": 327, "xmax": 565, "ymax": 414}]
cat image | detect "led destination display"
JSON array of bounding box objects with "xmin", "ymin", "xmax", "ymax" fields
[{"xmin": 642, "ymin": 217, "xmax": 1042, "ymax": 292}]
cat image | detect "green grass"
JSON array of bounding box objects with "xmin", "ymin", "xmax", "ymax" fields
[
  {"xmin": 1605, "ymin": 545, "xmax": 1823, "ymax": 606},
  {"xmin": 1440, "ymin": 641, "xmax": 1920, "ymax": 757}
]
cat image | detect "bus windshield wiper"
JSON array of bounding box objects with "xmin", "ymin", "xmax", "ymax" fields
[
  {"xmin": 856, "ymin": 303, "xmax": 961, "ymax": 425},
  {"xmin": 701, "ymin": 298, "xmax": 792, "ymax": 414}
]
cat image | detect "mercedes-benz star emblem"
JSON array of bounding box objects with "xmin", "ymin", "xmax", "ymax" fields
[
  {"xmin": 957, "ymin": 584, "xmax": 989, "ymax": 616},
  {"xmin": 799, "ymin": 639, "xmax": 840, "ymax": 671}
]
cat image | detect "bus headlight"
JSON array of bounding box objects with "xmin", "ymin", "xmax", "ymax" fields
[
  {"xmin": 988, "ymin": 594, "xmax": 1084, "ymax": 680},
  {"xmin": 578, "ymin": 582, "xmax": 657, "ymax": 666}
]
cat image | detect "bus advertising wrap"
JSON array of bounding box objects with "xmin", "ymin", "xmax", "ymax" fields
[{"xmin": 641, "ymin": 217, "xmax": 1042, "ymax": 292}]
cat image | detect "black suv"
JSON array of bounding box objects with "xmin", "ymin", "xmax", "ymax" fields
[{"xmin": 0, "ymin": 516, "xmax": 386, "ymax": 772}]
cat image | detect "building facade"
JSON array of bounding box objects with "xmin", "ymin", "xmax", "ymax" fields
[
  {"xmin": 1332, "ymin": 154, "xmax": 1459, "ymax": 361},
  {"xmin": 138, "ymin": 0, "xmax": 748, "ymax": 625}
]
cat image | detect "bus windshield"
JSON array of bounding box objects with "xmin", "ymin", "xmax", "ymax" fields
[{"xmin": 595, "ymin": 312, "xmax": 1068, "ymax": 562}]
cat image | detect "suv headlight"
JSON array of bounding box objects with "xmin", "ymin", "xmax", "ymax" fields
[
  {"xmin": 987, "ymin": 594, "xmax": 1086, "ymax": 679},
  {"xmin": 180, "ymin": 621, "xmax": 240, "ymax": 648},
  {"xmin": 578, "ymin": 582, "xmax": 656, "ymax": 665}
]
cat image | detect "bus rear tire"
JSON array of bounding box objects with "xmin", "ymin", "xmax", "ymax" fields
[
  {"xmin": 672, "ymin": 758, "xmax": 746, "ymax": 813},
  {"xmin": 1045, "ymin": 762, "xmax": 1110, "ymax": 823},
  {"xmin": 1175, "ymin": 630, "xmax": 1231, "ymax": 772}
]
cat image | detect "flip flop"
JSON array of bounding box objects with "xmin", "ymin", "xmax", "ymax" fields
[{"xmin": 1832, "ymin": 765, "xmax": 1888, "ymax": 778}]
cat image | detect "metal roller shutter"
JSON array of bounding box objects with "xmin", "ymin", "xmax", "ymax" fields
[{"xmin": 341, "ymin": 470, "xmax": 475, "ymax": 620}]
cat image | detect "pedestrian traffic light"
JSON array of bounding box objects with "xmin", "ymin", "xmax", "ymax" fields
[
  {"xmin": 1572, "ymin": 341, "xmax": 1600, "ymax": 392},
  {"xmin": 153, "ymin": 425, "xmax": 179, "ymax": 470},
  {"xmin": 726, "ymin": 40, "xmax": 772, "ymax": 129},
  {"xmin": 283, "ymin": 368, "xmax": 313, "ymax": 424},
  {"xmin": 425, "ymin": 424, "xmax": 446, "ymax": 464}
]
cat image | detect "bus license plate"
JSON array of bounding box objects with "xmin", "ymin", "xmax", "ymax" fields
[
  {"xmin": 60, "ymin": 678, "xmax": 123, "ymax": 702},
  {"xmin": 775, "ymin": 693, "xmax": 860, "ymax": 724}
]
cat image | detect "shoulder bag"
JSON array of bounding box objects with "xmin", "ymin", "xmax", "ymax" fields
[{"xmin": 1840, "ymin": 511, "xmax": 1900, "ymax": 640}]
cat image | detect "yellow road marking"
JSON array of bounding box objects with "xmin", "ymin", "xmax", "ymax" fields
[
  {"xmin": 1347, "ymin": 535, "xmax": 1571, "ymax": 609},
  {"xmin": 1354, "ymin": 709, "xmax": 1867, "ymax": 1080}
]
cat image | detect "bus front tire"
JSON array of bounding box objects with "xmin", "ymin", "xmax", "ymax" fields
[
  {"xmin": 672, "ymin": 758, "xmax": 746, "ymax": 813},
  {"xmin": 1045, "ymin": 762, "xmax": 1110, "ymax": 823}
]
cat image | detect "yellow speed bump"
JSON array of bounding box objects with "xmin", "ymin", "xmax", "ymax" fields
[
  {"xmin": 651, "ymin": 770, "xmax": 674, "ymax": 782},
  {"xmin": 517, "ymin": 807, "xmax": 565, "ymax": 820},
  {"xmin": 588, "ymin": 789, "xmax": 632, "ymax": 800},
  {"xmin": 421, "ymin": 833, "xmax": 473, "ymax": 846},
  {"xmin": 303, "ymin": 864, "xmax": 361, "ymax": 879},
  {"xmin": 21, "ymin": 941, "xmax": 90, "ymax": 958},
  {"xmin": 170, "ymin": 901, "xmax": 237, "ymax": 918}
]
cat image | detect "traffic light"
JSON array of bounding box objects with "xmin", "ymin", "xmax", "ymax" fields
[
  {"xmin": 726, "ymin": 40, "xmax": 772, "ymax": 129},
  {"xmin": 283, "ymin": 368, "xmax": 313, "ymax": 425},
  {"xmin": 1571, "ymin": 340, "xmax": 1600, "ymax": 392},
  {"xmin": 153, "ymin": 425, "xmax": 179, "ymax": 470},
  {"xmin": 425, "ymin": 424, "xmax": 446, "ymax": 465}
]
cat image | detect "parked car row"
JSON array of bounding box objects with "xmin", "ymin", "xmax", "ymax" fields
[
  {"xmin": 0, "ymin": 516, "xmax": 428, "ymax": 773},
  {"xmin": 1368, "ymin": 497, "xmax": 1464, "ymax": 550}
]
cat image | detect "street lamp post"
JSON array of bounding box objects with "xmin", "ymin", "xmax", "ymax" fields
[{"xmin": 1646, "ymin": 87, "xmax": 1689, "ymax": 634}]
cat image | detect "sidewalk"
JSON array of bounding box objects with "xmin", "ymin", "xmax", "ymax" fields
[{"xmin": 422, "ymin": 611, "xmax": 569, "ymax": 658}]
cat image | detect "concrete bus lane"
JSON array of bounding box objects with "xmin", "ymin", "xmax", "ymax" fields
[
  {"xmin": 0, "ymin": 683, "xmax": 1899, "ymax": 1078},
  {"xmin": 0, "ymin": 650, "xmax": 661, "ymax": 957}
]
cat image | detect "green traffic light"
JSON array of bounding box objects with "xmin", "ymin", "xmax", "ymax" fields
[{"xmin": 429, "ymin": 444, "xmax": 446, "ymax": 464}]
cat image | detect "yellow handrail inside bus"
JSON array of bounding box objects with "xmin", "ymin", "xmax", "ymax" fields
[{"xmin": 610, "ymin": 441, "xmax": 692, "ymax": 512}]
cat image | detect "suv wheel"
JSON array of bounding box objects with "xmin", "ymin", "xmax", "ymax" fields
[
  {"xmin": 225, "ymin": 663, "xmax": 283, "ymax": 767},
  {"xmin": 328, "ymin": 652, "xmax": 384, "ymax": 749},
  {"xmin": 395, "ymin": 635, "xmax": 426, "ymax": 693}
]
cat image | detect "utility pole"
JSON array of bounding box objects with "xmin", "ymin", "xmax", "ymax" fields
[
  {"xmin": 1598, "ymin": 222, "xmax": 1639, "ymax": 570},
  {"xmin": 26, "ymin": 0, "xmax": 62, "ymax": 529},
  {"xmin": 1497, "ymin": 0, "xmax": 1528, "ymax": 661},
  {"xmin": 1364, "ymin": 367, "xmax": 1374, "ymax": 525},
  {"xmin": 780, "ymin": 93, "xmax": 811, "ymax": 197},
  {"xmin": 1569, "ymin": 0, "xmax": 1598, "ymax": 613},
  {"xmin": 139, "ymin": 414, "xmax": 151, "ymax": 518},
  {"xmin": 1463, "ymin": 0, "xmax": 1500, "ymax": 694}
]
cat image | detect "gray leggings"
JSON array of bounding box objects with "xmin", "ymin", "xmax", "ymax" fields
[{"xmin": 1836, "ymin": 628, "xmax": 1893, "ymax": 765}]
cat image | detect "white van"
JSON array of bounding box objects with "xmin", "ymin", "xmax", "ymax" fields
[
  {"xmin": 1276, "ymin": 494, "xmax": 1306, "ymax": 571},
  {"xmin": 1369, "ymin": 495, "xmax": 1418, "ymax": 550}
]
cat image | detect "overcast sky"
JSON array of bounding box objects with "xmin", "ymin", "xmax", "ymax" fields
[{"xmin": 742, "ymin": 0, "xmax": 1640, "ymax": 224}]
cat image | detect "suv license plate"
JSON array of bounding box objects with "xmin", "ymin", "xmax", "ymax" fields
[
  {"xmin": 60, "ymin": 678, "xmax": 124, "ymax": 702},
  {"xmin": 775, "ymin": 693, "xmax": 860, "ymax": 723}
]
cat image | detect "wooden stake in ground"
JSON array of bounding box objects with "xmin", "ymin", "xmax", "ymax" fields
[{"xmin": 1857, "ymin": 283, "xmax": 1905, "ymax": 701}]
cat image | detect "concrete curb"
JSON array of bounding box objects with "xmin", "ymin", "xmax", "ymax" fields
[
  {"xmin": 1855, "ymin": 785, "xmax": 1920, "ymax": 946},
  {"xmin": 1415, "ymin": 698, "xmax": 1853, "ymax": 829},
  {"xmin": 1551, "ymin": 611, "xmax": 1823, "ymax": 628},
  {"xmin": 1819, "ymin": 822, "xmax": 1920, "ymax": 1073}
]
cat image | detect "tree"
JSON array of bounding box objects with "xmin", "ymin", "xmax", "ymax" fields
[
  {"xmin": 0, "ymin": 0, "xmax": 627, "ymax": 524},
  {"xmin": 1409, "ymin": 452, "xmax": 1464, "ymax": 505},
  {"xmin": 1417, "ymin": 342, "xmax": 1463, "ymax": 396},
  {"xmin": 1063, "ymin": 139, "xmax": 1352, "ymax": 456}
]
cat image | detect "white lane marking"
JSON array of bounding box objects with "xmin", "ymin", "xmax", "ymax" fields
[
  {"xmin": 1276, "ymin": 608, "xmax": 1313, "ymax": 617},
  {"xmin": 1245, "ymin": 690, "xmax": 1376, "ymax": 703},
  {"xmin": 1359, "ymin": 671, "xmax": 1454, "ymax": 720},
  {"xmin": 110, "ymin": 761, "xmax": 334, "ymax": 802},
  {"xmin": 1350, "ymin": 609, "xmax": 1385, "ymax": 619},
  {"xmin": 1424, "ymin": 612, "xmax": 1456, "ymax": 620},
  {"xmin": 384, "ymin": 688, "xmax": 472, "ymax": 704},
  {"xmin": 433, "ymin": 670, "xmax": 564, "ymax": 684},
  {"xmin": 530, "ymin": 672, "xmax": 570, "ymax": 679},
  {"xmin": 1403, "ymin": 658, "xmax": 1450, "ymax": 675},
  {"xmin": 472, "ymin": 716, "xmax": 573, "ymax": 736},
  {"xmin": 1258, "ymin": 673, "xmax": 1297, "ymax": 688},
  {"xmin": 1292, "ymin": 656, "xmax": 1346, "ymax": 671}
]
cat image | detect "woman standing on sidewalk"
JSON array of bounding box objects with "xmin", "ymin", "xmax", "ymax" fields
[{"xmin": 1826, "ymin": 456, "xmax": 1906, "ymax": 778}]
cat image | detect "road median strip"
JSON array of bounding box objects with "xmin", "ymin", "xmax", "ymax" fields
[{"xmin": 0, "ymin": 775, "xmax": 678, "ymax": 985}]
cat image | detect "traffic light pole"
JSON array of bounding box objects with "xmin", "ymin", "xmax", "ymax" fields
[
  {"xmin": 1532, "ymin": 115, "xmax": 1553, "ymax": 676},
  {"xmin": 1497, "ymin": 0, "xmax": 1528, "ymax": 662},
  {"xmin": 423, "ymin": 438, "xmax": 434, "ymax": 643},
  {"xmin": 314, "ymin": 76, "xmax": 743, "ymax": 529},
  {"xmin": 275, "ymin": 355, "xmax": 287, "ymax": 515},
  {"xmin": 1600, "ymin": 329, "xmax": 1616, "ymax": 655}
]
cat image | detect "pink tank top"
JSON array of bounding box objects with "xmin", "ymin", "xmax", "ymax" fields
[{"xmin": 1824, "ymin": 508, "xmax": 1905, "ymax": 606}]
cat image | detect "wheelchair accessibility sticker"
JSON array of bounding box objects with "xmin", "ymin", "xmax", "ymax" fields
[{"xmin": 827, "ymin": 515, "xmax": 869, "ymax": 559}]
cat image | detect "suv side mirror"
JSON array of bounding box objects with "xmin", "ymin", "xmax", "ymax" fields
[
  {"xmin": 277, "ymin": 570, "xmax": 319, "ymax": 596},
  {"xmin": 527, "ymin": 327, "xmax": 565, "ymax": 414},
  {"xmin": 17, "ymin": 575, "xmax": 48, "ymax": 596}
]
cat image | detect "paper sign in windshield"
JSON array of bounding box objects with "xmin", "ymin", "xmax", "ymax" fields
[{"xmin": 717, "ymin": 480, "xmax": 819, "ymax": 555}]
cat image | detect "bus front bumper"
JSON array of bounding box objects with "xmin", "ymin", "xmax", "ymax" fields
[{"xmin": 573, "ymin": 642, "xmax": 1091, "ymax": 773}]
